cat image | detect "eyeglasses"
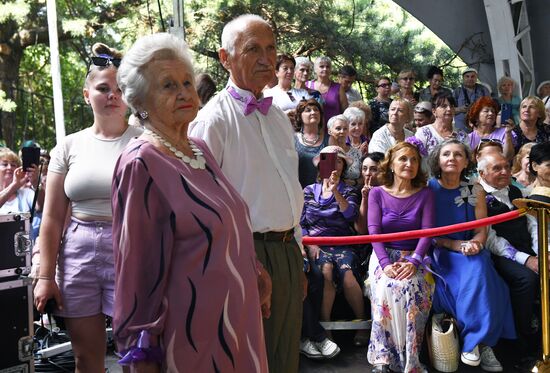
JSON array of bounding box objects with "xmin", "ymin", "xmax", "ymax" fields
[
  {"xmin": 91, "ymin": 56, "xmax": 121, "ymax": 68},
  {"xmin": 401, "ymin": 77, "xmax": 415, "ymax": 81},
  {"xmin": 377, "ymin": 83, "xmax": 391, "ymax": 88}
]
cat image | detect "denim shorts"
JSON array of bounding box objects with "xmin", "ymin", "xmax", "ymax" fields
[{"xmin": 55, "ymin": 218, "xmax": 114, "ymax": 318}]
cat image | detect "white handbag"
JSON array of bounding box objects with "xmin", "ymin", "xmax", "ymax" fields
[{"xmin": 427, "ymin": 313, "xmax": 460, "ymax": 372}]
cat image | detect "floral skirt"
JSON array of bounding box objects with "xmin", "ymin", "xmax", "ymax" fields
[{"xmin": 366, "ymin": 249, "xmax": 432, "ymax": 373}]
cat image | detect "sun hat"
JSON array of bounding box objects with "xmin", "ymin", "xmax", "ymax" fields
[
  {"xmin": 312, "ymin": 146, "xmax": 353, "ymax": 168},
  {"xmin": 415, "ymin": 101, "xmax": 432, "ymax": 113},
  {"xmin": 513, "ymin": 186, "xmax": 550, "ymax": 216},
  {"xmin": 537, "ymin": 81, "xmax": 550, "ymax": 96}
]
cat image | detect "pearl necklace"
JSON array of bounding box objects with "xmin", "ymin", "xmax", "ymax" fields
[
  {"xmin": 301, "ymin": 132, "xmax": 320, "ymax": 146},
  {"xmin": 145, "ymin": 129, "xmax": 206, "ymax": 170}
]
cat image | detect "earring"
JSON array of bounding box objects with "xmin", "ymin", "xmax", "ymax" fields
[{"xmin": 139, "ymin": 111, "xmax": 148, "ymax": 119}]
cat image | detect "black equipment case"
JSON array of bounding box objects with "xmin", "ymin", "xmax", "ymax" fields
[
  {"xmin": 0, "ymin": 278, "xmax": 34, "ymax": 372},
  {"xmin": 0, "ymin": 213, "xmax": 32, "ymax": 280}
]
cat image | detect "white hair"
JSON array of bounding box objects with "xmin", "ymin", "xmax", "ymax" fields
[
  {"xmin": 117, "ymin": 33, "xmax": 195, "ymax": 114},
  {"xmin": 314, "ymin": 56, "xmax": 332, "ymax": 70},
  {"xmin": 327, "ymin": 114, "xmax": 349, "ymax": 131},
  {"xmin": 221, "ymin": 14, "xmax": 270, "ymax": 56},
  {"xmin": 295, "ymin": 57, "xmax": 313, "ymax": 69},
  {"xmin": 477, "ymin": 152, "xmax": 505, "ymax": 173},
  {"xmin": 343, "ymin": 107, "xmax": 365, "ymax": 124}
]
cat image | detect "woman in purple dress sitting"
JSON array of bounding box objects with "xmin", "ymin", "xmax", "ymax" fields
[
  {"xmin": 112, "ymin": 33, "xmax": 268, "ymax": 372},
  {"xmin": 366, "ymin": 142, "xmax": 434, "ymax": 373},
  {"xmin": 300, "ymin": 145, "xmax": 368, "ymax": 348}
]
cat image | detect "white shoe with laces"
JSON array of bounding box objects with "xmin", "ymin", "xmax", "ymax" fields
[
  {"xmin": 480, "ymin": 345, "xmax": 503, "ymax": 372},
  {"xmin": 299, "ymin": 339, "xmax": 323, "ymax": 359},
  {"xmin": 461, "ymin": 345, "xmax": 481, "ymax": 366},
  {"xmin": 313, "ymin": 338, "xmax": 341, "ymax": 359}
]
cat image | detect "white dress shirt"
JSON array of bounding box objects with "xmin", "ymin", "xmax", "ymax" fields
[
  {"xmin": 367, "ymin": 124, "xmax": 414, "ymax": 155},
  {"xmin": 189, "ymin": 80, "xmax": 304, "ymax": 235},
  {"xmin": 480, "ymin": 178, "xmax": 538, "ymax": 264}
]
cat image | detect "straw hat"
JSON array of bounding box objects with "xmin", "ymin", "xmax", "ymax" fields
[
  {"xmin": 512, "ymin": 186, "xmax": 550, "ymax": 216},
  {"xmin": 312, "ymin": 146, "xmax": 353, "ymax": 168}
]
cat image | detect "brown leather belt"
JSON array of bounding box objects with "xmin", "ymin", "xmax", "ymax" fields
[{"xmin": 253, "ymin": 229, "xmax": 294, "ymax": 242}]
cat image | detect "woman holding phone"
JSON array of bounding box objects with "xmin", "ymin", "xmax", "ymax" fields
[
  {"xmin": 466, "ymin": 96, "xmax": 516, "ymax": 160},
  {"xmin": 0, "ymin": 148, "xmax": 37, "ymax": 214},
  {"xmin": 300, "ymin": 145, "xmax": 368, "ymax": 347}
]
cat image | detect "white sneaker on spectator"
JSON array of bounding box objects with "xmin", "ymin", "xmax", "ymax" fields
[
  {"xmin": 461, "ymin": 345, "xmax": 481, "ymax": 366},
  {"xmin": 480, "ymin": 345, "xmax": 503, "ymax": 372},
  {"xmin": 300, "ymin": 339, "xmax": 323, "ymax": 359},
  {"xmin": 313, "ymin": 338, "xmax": 341, "ymax": 359}
]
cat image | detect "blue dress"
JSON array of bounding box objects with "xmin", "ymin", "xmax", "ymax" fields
[{"xmin": 428, "ymin": 178, "xmax": 516, "ymax": 352}]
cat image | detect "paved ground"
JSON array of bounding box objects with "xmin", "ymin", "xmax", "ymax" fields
[{"xmin": 103, "ymin": 330, "xmax": 535, "ymax": 372}]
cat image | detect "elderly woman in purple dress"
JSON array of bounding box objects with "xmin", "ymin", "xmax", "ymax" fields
[
  {"xmin": 301, "ymin": 145, "xmax": 368, "ymax": 348},
  {"xmin": 112, "ymin": 33, "xmax": 268, "ymax": 372}
]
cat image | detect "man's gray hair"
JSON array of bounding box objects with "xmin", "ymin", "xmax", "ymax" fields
[
  {"xmin": 327, "ymin": 114, "xmax": 349, "ymax": 131},
  {"xmin": 477, "ymin": 157, "xmax": 491, "ymax": 173},
  {"xmin": 295, "ymin": 57, "xmax": 313, "ymax": 70},
  {"xmin": 221, "ymin": 14, "xmax": 270, "ymax": 56},
  {"xmin": 343, "ymin": 107, "xmax": 365, "ymax": 124},
  {"xmin": 117, "ymin": 33, "xmax": 195, "ymax": 114}
]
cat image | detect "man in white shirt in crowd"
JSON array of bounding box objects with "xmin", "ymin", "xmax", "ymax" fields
[
  {"xmin": 480, "ymin": 152, "xmax": 540, "ymax": 366},
  {"xmin": 189, "ymin": 14, "xmax": 305, "ymax": 373}
]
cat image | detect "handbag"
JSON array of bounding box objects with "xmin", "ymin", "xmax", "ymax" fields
[{"xmin": 426, "ymin": 313, "xmax": 460, "ymax": 372}]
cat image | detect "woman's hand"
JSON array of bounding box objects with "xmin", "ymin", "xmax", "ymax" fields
[
  {"xmin": 12, "ymin": 167, "xmax": 29, "ymax": 189},
  {"xmin": 306, "ymin": 245, "xmax": 321, "ymax": 261},
  {"xmin": 504, "ymin": 118, "xmax": 515, "ymax": 133},
  {"xmin": 393, "ymin": 261, "xmax": 417, "ymax": 280},
  {"xmin": 33, "ymin": 278, "xmax": 63, "ymax": 313},
  {"xmin": 460, "ymin": 240, "xmax": 482, "ymax": 256},
  {"xmin": 383, "ymin": 264, "xmax": 397, "ymax": 278},
  {"xmin": 328, "ymin": 170, "xmax": 340, "ymax": 193}
]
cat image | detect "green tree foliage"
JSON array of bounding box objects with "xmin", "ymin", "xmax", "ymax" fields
[{"xmin": 2, "ymin": 0, "xmax": 461, "ymax": 149}]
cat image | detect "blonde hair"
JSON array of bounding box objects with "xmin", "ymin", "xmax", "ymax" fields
[
  {"xmin": 0, "ymin": 148, "xmax": 21, "ymax": 167},
  {"xmin": 521, "ymin": 96, "xmax": 546, "ymax": 122},
  {"xmin": 390, "ymin": 98, "xmax": 413, "ymax": 123},
  {"xmin": 512, "ymin": 142, "xmax": 536, "ymax": 174}
]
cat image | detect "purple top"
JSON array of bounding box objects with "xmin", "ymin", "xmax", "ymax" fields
[
  {"xmin": 111, "ymin": 139, "xmax": 267, "ymax": 371},
  {"xmin": 300, "ymin": 182, "xmax": 359, "ymax": 238},
  {"xmin": 367, "ymin": 186, "xmax": 435, "ymax": 269},
  {"xmin": 307, "ymin": 80, "xmax": 342, "ymax": 124},
  {"xmin": 467, "ymin": 126, "xmax": 517, "ymax": 151}
]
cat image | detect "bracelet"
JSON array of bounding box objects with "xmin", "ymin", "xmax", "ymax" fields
[{"xmin": 35, "ymin": 275, "xmax": 54, "ymax": 281}]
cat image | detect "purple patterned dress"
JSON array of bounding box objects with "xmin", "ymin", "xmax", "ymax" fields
[{"xmin": 111, "ymin": 138, "xmax": 268, "ymax": 372}]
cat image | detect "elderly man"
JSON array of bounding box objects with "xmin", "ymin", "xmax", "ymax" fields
[
  {"xmin": 479, "ymin": 152, "xmax": 539, "ymax": 364},
  {"xmin": 453, "ymin": 67, "xmax": 490, "ymax": 131},
  {"xmin": 189, "ymin": 14, "xmax": 304, "ymax": 373}
]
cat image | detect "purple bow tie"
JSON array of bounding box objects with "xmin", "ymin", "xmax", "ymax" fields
[{"xmin": 227, "ymin": 86, "xmax": 272, "ymax": 116}]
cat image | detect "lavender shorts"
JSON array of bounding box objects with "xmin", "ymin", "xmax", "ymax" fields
[{"xmin": 55, "ymin": 218, "xmax": 114, "ymax": 318}]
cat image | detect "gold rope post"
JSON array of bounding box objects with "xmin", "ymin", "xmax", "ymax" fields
[{"xmin": 534, "ymin": 206, "xmax": 550, "ymax": 373}]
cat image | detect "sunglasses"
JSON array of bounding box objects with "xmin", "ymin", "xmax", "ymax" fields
[
  {"xmin": 91, "ymin": 56, "xmax": 121, "ymax": 68},
  {"xmin": 377, "ymin": 83, "xmax": 391, "ymax": 88},
  {"xmin": 401, "ymin": 77, "xmax": 415, "ymax": 81},
  {"xmin": 476, "ymin": 138, "xmax": 503, "ymax": 153}
]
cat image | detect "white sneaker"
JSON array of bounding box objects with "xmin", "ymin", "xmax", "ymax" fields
[
  {"xmin": 480, "ymin": 346, "xmax": 503, "ymax": 372},
  {"xmin": 461, "ymin": 345, "xmax": 481, "ymax": 366},
  {"xmin": 313, "ymin": 338, "xmax": 341, "ymax": 359},
  {"xmin": 300, "ymin": 339, "xmax": 323, "ymax": 359}
]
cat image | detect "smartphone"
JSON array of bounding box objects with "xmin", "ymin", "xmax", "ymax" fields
[
  {"xmin": 501, "ymin": 103, "xmax": 512, "ymax": 124},
  {"xmin": 319, "ymin": 152, "xmax": 337, "ymax": 179},
  {"xmin": 21, "ymin": 146, "xmax": 40, "ymax": 171}
]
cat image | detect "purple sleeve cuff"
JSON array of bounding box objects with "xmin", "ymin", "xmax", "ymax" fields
[
  {"xmin": 405, "ymin": 253, "xmax": 423, "ymax": 268},
  {"xmin": 118, "ymin": 330, "xmax": 162, "ymax": 366},
  {"xmin": 378, "ymin": 257, "xmax": 391, "ymax": 269}
]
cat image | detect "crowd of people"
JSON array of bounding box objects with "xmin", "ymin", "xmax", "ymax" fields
[{"xmin": 1, "ymin": 12, "xmax": 549, "ymax": 373}]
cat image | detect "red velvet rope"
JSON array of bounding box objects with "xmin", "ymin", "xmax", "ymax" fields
[{"xmin": 302, "ymin": 208, "xmax": 527, "ymax": 246}]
